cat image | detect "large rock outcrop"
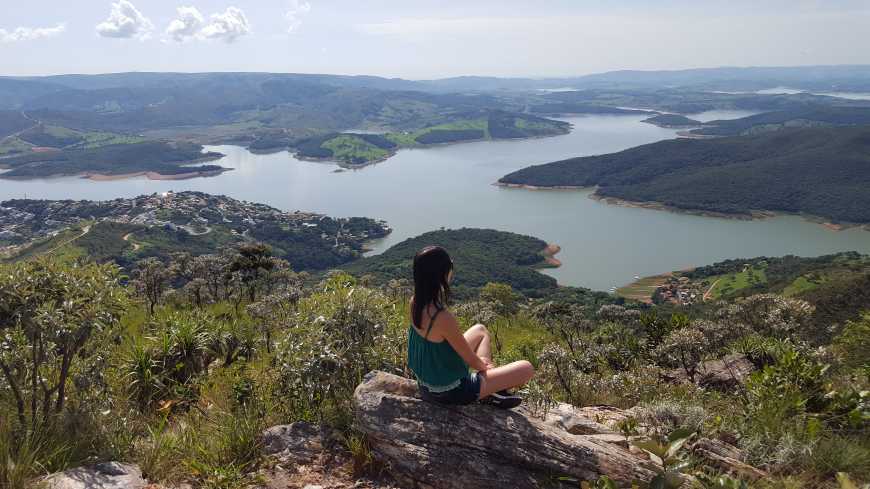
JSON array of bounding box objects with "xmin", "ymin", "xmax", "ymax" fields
[
  {"xmin": 42, "ymin": 462, "xmax": 148, "ymax": 489},
  {"xmin": 353, "ymin": 371, "xmax": 661, "ymax": 489}
]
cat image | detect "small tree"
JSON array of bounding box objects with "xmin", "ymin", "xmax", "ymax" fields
[
  {"xmin": 656, "ymin": 327, "xmax": 708, "ymax": 382},
  {"xmin": 132, "ymin": 257, "xmax": 172, "ymax": 315},
  {"xmin": 228, "ymin": 243, "xmax": 276, "ymax": 304},
  {"xmin": 480, "ymin": 282, "xmax": 521, "ymax": 316},
  {"xmin": 0, "ymin": 259, "xmax": 125, "ymax": 429}
]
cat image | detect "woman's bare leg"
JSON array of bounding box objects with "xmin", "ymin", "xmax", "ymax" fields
[
  {"xmin": 464, "ymin": 324, "xmax": 492, "ymax": 363},
  {"xmin": 465, "ymin": 324, "xmax": 535, "ymax": 398},
  {"xmin": 478, "ymin": 361, "xmax": 535, "ymax": 399}
]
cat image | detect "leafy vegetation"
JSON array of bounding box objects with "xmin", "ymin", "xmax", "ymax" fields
[
  {"xmin": 690, "ymin": 106, "xmax": 870, "ymax": 136},
  {"xmin": 0, "ymin": 239, "xmax": 867, "ymax": 488},
  {"xmin": 0, "ymin": 110, "xmax": 34, "ymax": 138},
  {"xmin": 1, "ymin": 192, "xmax": 390, "ymax": 273},
  {"xmin": 291, "ymin": 111, "xmax": 568, "ymax": 165},
  {"xmin": 500, "ymin": 125, "xmax": 870, "ymax": 223},
  {"xmin": 0, "ymin": 141, "xmax": 225, "ymax": 178},
  {"xmin": 414, "ymin": 128, "xmax": 485, "ymax": 144},
  {"xmin": 347, "ymin": 228, "xmax": 613, "ymax": 306},
  {"xmin": 17, "ymin": 124, "xmax": 84, "ymax": 147},
  {"xmin": 641, "ymin": 114, "xmax": 702, "ymax": 127},
  {"xmin": 321, "ymin": 134, "xmax": 392, "ymax": 164}
]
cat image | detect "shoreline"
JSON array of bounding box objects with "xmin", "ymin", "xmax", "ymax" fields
[
  {"xmin": 675, "ymin": 130, "xmax": 719, "ymax": 139},
  {"xmin": 497, "ymin": 181, "xmax": 867, "ymax": 233},
  {"xmin": 293, "ymin": 127, "xmax": 573, "ymax": 169},
  {"xmin": 541, "ymin": 243, "xmax": 562, "ymax": 267},
  {"xmin": 590, "ymin": 193, "xmax": 869, "ymax": 232},
  {"xmin": 588, "ymin": 193, "xmax": 775, "ymax": 221},
  {"xmin": 86, "ymin": 168, "xmax": 232, "ymax": 182},
  {"xmin": 495, "ymin": 181, "xmax": 588, "ymax": 191}
]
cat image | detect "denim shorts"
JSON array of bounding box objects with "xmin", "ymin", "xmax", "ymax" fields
[{"xmin": 419, "ymin": 373, "xmax": 482, "ymax": 405}]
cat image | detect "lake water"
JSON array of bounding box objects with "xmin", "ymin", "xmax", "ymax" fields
[{"xmin": 4, "ymin": 111, "xmax": 870, "ymax": 292}]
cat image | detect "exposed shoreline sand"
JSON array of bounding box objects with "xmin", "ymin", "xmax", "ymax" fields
[
  {"xmin": 86, "ymin": 168, "xmax": 231, "ymax": 181},
  {"xmin": 496, "ymin": 181, "xmax": 866, "ymax": 233},
  {"xmin": 542, "ymin": 243, "xmax": 562, "ymax": 267}
]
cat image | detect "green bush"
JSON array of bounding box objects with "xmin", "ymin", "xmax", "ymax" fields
[{"xmin": 274, "ymin": 272, "xmax": 406, "ymax": 427}]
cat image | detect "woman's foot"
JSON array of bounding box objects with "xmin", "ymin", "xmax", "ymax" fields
[{"xmin": 482, "ymin": 389, "xmax": 522, "ymax": 409}]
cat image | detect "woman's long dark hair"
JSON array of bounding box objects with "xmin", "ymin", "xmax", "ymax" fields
[{"xmin": 412, "ymin": 246, "xmax": 453, "ymax": 328}]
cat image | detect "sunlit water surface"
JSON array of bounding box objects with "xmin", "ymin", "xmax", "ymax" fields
[{"xmin": 4, "ymin": 111, "xmax": 870, "ymax": 291}]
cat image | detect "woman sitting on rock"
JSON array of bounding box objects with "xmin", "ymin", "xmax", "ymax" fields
[{"xmin": 407, "ymin": 245, "xmax": 535, "ymax": 409}]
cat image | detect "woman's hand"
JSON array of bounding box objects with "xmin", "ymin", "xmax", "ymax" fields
[{"xmin": 479, "ymin": 358, "xmax": 495, "ymax": 372}]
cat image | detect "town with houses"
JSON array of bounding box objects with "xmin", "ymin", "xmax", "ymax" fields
[
  {"xmin": 652, "ymin": 275, "xmax": 707, "ymax": 305},
  {"xmin": 0, "ymin": 191, "xmax": 391, "ymax": 261}
]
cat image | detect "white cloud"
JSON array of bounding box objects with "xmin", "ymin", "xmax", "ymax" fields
[
  {"xmin": 96, "ymin": 0, "xmax": 154, "ymax": 40},
  {"xmin": 199, "ymin": 7, "xmax": 250, "ymax": 43},
  {"xmin": 166, "ymin": 6, "xmax": 205, "ymax": 42},
  {"xmin": 0, "ymin": 23, "xmax": 65, "ymax": 42},
  {"xmin": 286, "ymin": 0, "xmax": 311, "ymax": 32}
]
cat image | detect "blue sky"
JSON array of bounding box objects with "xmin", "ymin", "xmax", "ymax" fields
[{"xmin": 3, "ymin": 0, "xmax": 870, "ymax": 78}]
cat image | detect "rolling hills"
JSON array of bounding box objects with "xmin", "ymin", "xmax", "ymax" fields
[{"xmin": 499, "ymin": 125, "xmax": 870, "ymax": 224}]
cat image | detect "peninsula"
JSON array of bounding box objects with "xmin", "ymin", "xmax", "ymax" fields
[{"xmin": 498, "ymin": 125, "xmax": 870, "ymax": 225}]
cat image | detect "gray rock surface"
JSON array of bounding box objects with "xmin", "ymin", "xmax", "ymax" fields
[
  {"xmin": 262, "ymin": 421, "xmax": 338, "ymax": 464},
  {"xmin": 353, "ymin": 371, "xmax": 661, "ymax": 489},
  {"xmin": 42, "ymin": 462, "xmax": 147, "ymax": 489}
]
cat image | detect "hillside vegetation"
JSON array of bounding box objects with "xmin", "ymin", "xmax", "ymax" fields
[
  {"xmin": 0, "ymin": 192, "xmax": 390, "ymax": 271},
  {"xmin": 0, "ymin": 247, "xmax": 867, "ymax": 488},
  {"xmin": 349, "ymin": 228, "xmax": 555, "ymax": 298},
  {"xmin": 0, "ymin": 141, "xmax": 224, "ymax": 178},
  {"xmin": 690, "ymin": 105, "xmax": 870, "ymax": 136},
  {"xmin": 642, "ymin": 114, "xmax": 702, "ymax": 128},
  {"xmin": 290, "ymin": 111, "xmax": 570, "ymax": 165},
  {"xmin": 500, "ymin": 125, "xmax": 870, "ymax": 223}
]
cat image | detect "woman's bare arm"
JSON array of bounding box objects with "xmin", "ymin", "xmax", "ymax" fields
[{"xmin": 440, "ymin": 313, "xmax": 489, "ymax": 372}]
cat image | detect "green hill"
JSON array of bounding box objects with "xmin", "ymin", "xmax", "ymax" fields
[
  {"xmin": 290, "ymin": 111, "xmax": 569, "ymax": 165},
  {"xmin": 347, "ymin": 228, "xmax": 556, "ymax": 298},
  {"xmin": 690, "ymin": 105, "xmax": 870, "ymax": 136},
  {"xmin": 500, "ymin": 125, "xmax": 870, "ymax": 224},
  {"xmin": 1, "ymin": 192, "xmax": 390, "ymax": 271},
  {"xmin": 642, "ymin": 114, "xmax": 701, "ymax": 128},
  {"xmin": 346, "ymin": 228, "xmax": 612, "ymax": 306},
  {"xmin": 0, "ymin": 141, "xmax": 224, "ymax": 179}
]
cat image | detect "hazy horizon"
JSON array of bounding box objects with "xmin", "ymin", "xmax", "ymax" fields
[
  {"xmin": 6, "ymin": 63, "xmax": 870, "ymax": 81},
  {"xmin": 4, "ymin": 1, "xmax": 870, "ymax": 79}
]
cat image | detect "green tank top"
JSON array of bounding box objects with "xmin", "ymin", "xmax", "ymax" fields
[{"xmin": 407, "ymin": 309, "xmax": 469, "ymax": 392}]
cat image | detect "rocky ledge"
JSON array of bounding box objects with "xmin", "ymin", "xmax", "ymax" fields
[{"xmin": 352, "ymin": 371, "xmax": 765, "ymax": 489}]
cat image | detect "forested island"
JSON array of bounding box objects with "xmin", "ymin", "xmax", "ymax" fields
[
  {"xmin": 282, "ymin": 110, "xmax": 570, "ymax": 166},
  {"xmin": 500, "ymin": 125, "xmax": 870, "ymax": 225}
]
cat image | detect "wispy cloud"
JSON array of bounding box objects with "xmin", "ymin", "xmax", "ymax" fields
[
  {"xmin": 96, "ymin": 0, "xmax": 154, "ymax": 40},
  {"xmin": 286, "ymin": 0, "xmax": 311, "ymax": 33},
  {"xmin": 198, "ymin": 7, "xmax": 251, "ymax": 43},
  {"xmin": 0, "ymin": 23, "xmax": 66, "ymax": 42}
]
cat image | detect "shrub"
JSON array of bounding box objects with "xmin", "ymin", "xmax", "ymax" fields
[
  {"xmin": 0, "ymin": 258, "xmax": 126, "ymax": 430},
  {"xmin": 834, "ymin": 313, "xmax": 870, "ymax": 372},
  {"xmin": 275, "ymin": 274, "xmax": 406, "ymax": 426},
  {"xmin": 656, "ymin": 326, "xmax": 708, "ymax": 382}
]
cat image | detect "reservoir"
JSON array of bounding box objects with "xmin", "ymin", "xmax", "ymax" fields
[{"xmin": 4, "ymin": 111, "xmax": 870, "ymax": 291}]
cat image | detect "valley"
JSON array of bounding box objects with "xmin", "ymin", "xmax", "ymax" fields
[
  {"xmin": 4, "ymin": 112, "xmax": 870, "ymax": 292},
  {"xmin": 2, "ymin": 59, "xmax": 870, "ymax": 488}
]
